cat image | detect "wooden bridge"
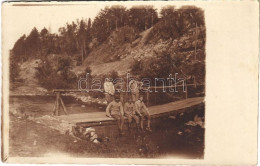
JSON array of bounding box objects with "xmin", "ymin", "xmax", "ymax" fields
[
  {"xmin": 53, "ymin": 84, "xmax": 204, "ymax": 127},
  {"xmin": 56, "ymin": 97, "xmax": 204, "ymax": 127}
]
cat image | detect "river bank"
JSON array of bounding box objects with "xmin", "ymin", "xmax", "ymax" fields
[{"xmin": 9, "ymin": 96, "xmax": 205, "ymax": 158}]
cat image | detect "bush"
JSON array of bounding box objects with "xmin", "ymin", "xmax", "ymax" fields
[
  {"xmin": 137, "ymin": 51, "xmax": 176, "ymax": 86},
  {"xmin": 36, "ymin": 55, "xmax": 77, "ymax": 90},
  {"xmin": 9, "ymin": 54, "xmax": 20, "ymax": 83},
  {"xmin": 112, "ymin": 26, "xmax": 139, "ymax": 44},
  {"xmin": 130, "ymin": 59, "xmax": 144, "ymax": 76}
]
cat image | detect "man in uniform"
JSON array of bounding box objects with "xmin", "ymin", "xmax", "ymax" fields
[
  {"xmin": 106, "ymin": 95, "xmax": 125, "ymax": 135},
  {"xmin": 104, "ymin": 78, "xmax": 115, "ymax": 104},
  {"xmin": 124, "ymin": 98, "xmax": 140, "ymax": 130},
  {"xmin": 135, "ymin": 96, "xmax": 152, "ymax": 132}
]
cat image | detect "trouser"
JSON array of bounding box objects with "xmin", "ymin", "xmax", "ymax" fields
[
  {"xmin": 139, "ymin": 111, "xmax": 151, "ymax": 129},
  {"xmin": 131, "ymin": 92, "xmax": 139, "ymax": 102},
  {"xmin": 125, "ymin": 114, "xmax": 139, "ymax": 124},
  {"xmin": 111, "ymin": 114, "xmax": 125, "ymax": 131},
  {"xmin": 105, "ymin": 93, "xmax": 113, "ymax": 103}
]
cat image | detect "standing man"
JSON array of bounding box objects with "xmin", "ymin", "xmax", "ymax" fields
[
  {"xmin": 124, "ymin": 98, "xmax": 140, "ymax": 130},
  {"xmin": 106, "ymin": 95, "xmax": 125, "ymax": 135},
  {"xmin": 129, "ymin": 79, "xmax": 142, "ymax": 102},
  {"xmin": 104, "ymin": 78, "xmax": 115, "ymax": 104},
  {"xmin": 135, "ymin": 96, "xmax": 152, "ymax": 132}
]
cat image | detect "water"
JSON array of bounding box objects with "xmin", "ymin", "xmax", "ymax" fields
[{"xmin": 9, "ymin": 95, "xmax": 106, "ymax": 117}]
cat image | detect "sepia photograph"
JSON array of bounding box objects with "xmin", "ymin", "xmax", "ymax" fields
[
  {"xmin": 7, "ymin": 2, "xmax": 205, "ymax": 159},
  {"xmin": 1, "ymin": 1, "xmax": 258, "ymax": 165}
]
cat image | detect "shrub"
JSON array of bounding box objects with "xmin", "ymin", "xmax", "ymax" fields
[{"xmin": 36, "ymin": 55, "xmax": 77, "ymax": 90}]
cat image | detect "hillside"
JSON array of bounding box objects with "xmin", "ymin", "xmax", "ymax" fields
[
  {"xmin": 11, "ymin": 20, "xmax": 206, "ymax": 97},
  {"xmin": 76, "ymin": 24, "xmax": 205, "ymax": 77},
  {"xmin": 11, "ymin": 22, "xmax": 205, "ymax": 95},
  {"xmin": 10, "ymin": 59, "xmax": 47, "ymax": 95}
]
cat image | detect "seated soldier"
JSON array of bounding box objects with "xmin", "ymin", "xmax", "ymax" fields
[
  {"xmin": 124, "ymin": 98, "xmax": 140, "ymax": 130},
  {"xmin": 135, "ymin": 96, "xmax": 152, "ymax": 132},
  {"xmin": 106, "ymin": 96, "xmax": 125, "ymax": 135}
]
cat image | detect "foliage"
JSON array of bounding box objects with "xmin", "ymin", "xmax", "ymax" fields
[
  {"xmin": 128, "ymin": 5, "xmax": 158, "ymax": 31},
  {"xmin": 11, "ymin": 5, "xmax": 204, "ymax": 65},
  {"xmin": 36, "ymin": 55, "xmax": 77, "ymax": 90},
  {"xmin": 149, "ymin": 6, "xmax": 205, "ymax": 41},
  {"xmin": 136, "ymin": 51, "xmax": 176, "ymax": 86},
  {"xmin": 11, "ymin": 5, "xmax": 205, "ymax": 91},
  {"xmin": 9, "ymin": 53, "xmax": 20, "ymax": 83}
]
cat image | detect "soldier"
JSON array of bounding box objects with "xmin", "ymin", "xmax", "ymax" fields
[
  {"xmin": 106, "ymin": 95, "xmax": 125, "ymax": 135},
  {"xmin": 129, "ymin": 79, "xmax": 142, "ymax": 102},
  {"xmin": 104, "ymin": 78, "xmax": 115, "ymax": 104},
  {"xmin": 124, "ymin": 98, "xmax": 140, "ymax": 130},
  {"xmin": 135, "ymin": 96, "xmax": 152, "ymax": 132}
]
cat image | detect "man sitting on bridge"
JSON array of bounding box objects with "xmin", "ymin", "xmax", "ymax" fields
[
  {"xmin": 124, "ymin": 98, "xmax": 140, "ymax": 131},
  {"xmin": 135, "ymin": 96, "xmax": 152, "ymax": 132},
  {"xmin": 106, "ymin": 95, "xmax": 125, "ymax": 135}
]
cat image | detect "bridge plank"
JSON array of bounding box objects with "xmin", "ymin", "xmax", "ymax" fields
[{"xmin": 56, "ymin": 97, "xmax": 204, "ymax": 125}]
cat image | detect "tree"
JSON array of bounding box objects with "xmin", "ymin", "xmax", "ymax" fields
[
  {"xmin": 40, "ymin": 27, "xmax": 48, "ymax": 37},
  {"xmin": 9, "ymin": 50, "xmax": 20, "ymax": 82},
  {"xmin": 12, "ymin": 35, "xmax": 27, "ymax": 62},
  {"xmin": 25, "ymin": 27, "xmax": 40, "ymax": 57},
  {"xmin": 92, "ymin": 6, "xmax": 128, "ymax": 44},
  {"xmin": 77, "ymin": 19, "xmax": 87, "ymax": 65},
  {"xmin": 58, "ymin": 22, "xmax": 78, "ymax": 56},
  {"xmin": 129, "ymin": 6, "xmax": 158, "ymax": 31}
]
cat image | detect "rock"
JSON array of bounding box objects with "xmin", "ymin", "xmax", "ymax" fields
[
  {"xmin": 169, "ymin": 116, "xmax": 176, "ymax": 120},
  {"xmin": 184, "ymin": 129, "xmax": 192, "ymax": 133},
  {"xmin": 93, "ymin": 139, "xmax": 100, "ymax": 144}
]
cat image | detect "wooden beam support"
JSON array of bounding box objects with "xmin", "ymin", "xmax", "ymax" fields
[
  {"xmin": 54, "ymin": 92, "xmax": 60, "ymax": 116},
  {"xmin": 59, "ymin": 96, "xmax": 68, "ymax": 115},
  {"xmin": 52, "ymin": 98, "xmax": 57, "ymax": 115},
  {"xmin": 184, "ymin": 85, "xmax": 188, "ymax": 99}
]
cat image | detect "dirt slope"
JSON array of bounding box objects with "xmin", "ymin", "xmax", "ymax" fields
[{"xmin": 11, "ymin": 59, "xmax": 47, "ymax": 95}]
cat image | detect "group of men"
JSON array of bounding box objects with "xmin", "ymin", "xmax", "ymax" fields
[
  {"xmin": 104, "ymin": 78, "xmax": 152, "ymax": 135},
  {"xmin": 106, "ymin": 95, "xmax": 152, "ymax": 135}
]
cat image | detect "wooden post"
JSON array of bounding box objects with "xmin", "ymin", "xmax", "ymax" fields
[
  {"xmin": 184, "ymin": 85, "xmax": 188, "ymax": 99},
  {"xmin": 54, "ymin": 92, "xmax": 60, "ymax": 116},
  {"xmin": 52, "ymin": 98, "xmax": 57, "ymax": 115},
  {"xmin": 59, "ymin": 96, "xmax": 68, "ymax": 115}
]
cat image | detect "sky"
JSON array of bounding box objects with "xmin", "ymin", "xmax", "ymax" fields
[
  {"xmin": 2, "ymin": 2, "xmax": 172, "ymax": 50},
  {"xmin": 3, "ymin": 3, "xmax": 103, "ymax": 50}
]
